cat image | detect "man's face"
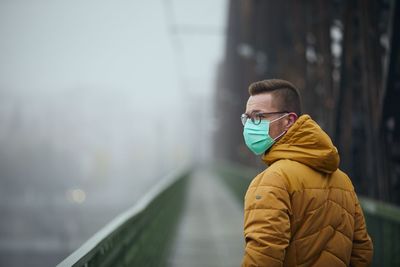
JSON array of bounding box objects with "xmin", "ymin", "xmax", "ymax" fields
[{"xmin": 245, "ymin": 93, "xmax": 288, "ymax": 139}]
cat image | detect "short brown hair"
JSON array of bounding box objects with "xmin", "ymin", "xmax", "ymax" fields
[{"xmin": 248, "ymin": 79, "xmax": 302, "ymax": 115}]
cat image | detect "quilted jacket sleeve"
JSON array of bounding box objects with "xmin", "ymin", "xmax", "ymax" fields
[
  {"xmin": 241, "ymin": 173, "xmax": 291, "ymax": 267},
  {"xmin": 350, "ymin": 197, "xmax": 373, "ymax": 267}
]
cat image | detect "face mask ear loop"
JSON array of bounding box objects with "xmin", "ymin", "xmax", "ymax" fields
[
  {"xmin": 273, "ymin": 129, "xmax": 287, "ymax": 141},
  {"xmin": 270, "ymin": 113, "xmax": 289, "ymax": 124},
  {"xmin": 270, "ymin": 113, "xmax": 289, "ymax": 142}
]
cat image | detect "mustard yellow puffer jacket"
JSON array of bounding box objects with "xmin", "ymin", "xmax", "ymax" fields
[{"xmin": 242, "ymin": 115, "xmax": 373, "ymax": 267}]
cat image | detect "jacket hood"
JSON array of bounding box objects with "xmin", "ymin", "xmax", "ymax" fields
[{"xmin": 262, "ymin": 114, "xmax": 340, "ymax": 174}]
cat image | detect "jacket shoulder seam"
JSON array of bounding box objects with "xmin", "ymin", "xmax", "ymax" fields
[
  {"xmin": 248, "ymin": 184, "xmax": 287, "ymax": 192},
  {"xmin": 298, "ymin": 187, "xmax": 353, "ymax": 193}
]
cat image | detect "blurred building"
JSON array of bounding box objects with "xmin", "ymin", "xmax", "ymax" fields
[{"xmin": 214, "ymin": 0, "xmax": 400, "ymax": 205}]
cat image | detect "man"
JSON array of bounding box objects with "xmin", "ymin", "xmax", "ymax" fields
[{"xmin": 241, "ymin": 79, "xmax": 373, "ymax": 267}]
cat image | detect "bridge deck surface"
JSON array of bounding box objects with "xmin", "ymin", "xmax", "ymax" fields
[{"xmin": 167, "ymin": 169, "xmax": 244, "ymax": 267}]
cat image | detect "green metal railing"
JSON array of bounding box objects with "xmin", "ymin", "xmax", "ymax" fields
[
  {"xmin": 215, "ymin": 161, "xmax": 400, "ymax": 267},
  {"xmin": 360, "ymin": 196, "xmax": 400, "ymax": 266},
  {"xmin": 57, "ymin": 167, "xmax": 190, "ymax": 267}
]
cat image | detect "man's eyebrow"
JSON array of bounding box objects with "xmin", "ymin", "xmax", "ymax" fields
[{"xmin": 245, "ymin": 109, "xmax": 262, "ymax": 114}]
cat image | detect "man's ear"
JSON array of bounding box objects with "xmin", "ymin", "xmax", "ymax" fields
[{"xmin": 284, "ymin": 113, "xmax": 298, "ymax": 130}]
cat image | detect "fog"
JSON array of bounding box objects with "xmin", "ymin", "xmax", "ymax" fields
[{"xmin": 0, "ymin": 0, "xmax": 227, "ymax": 265}]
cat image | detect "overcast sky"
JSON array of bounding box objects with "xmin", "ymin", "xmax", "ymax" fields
[{"xmin": 0, "ymin": 0, "xmax": 226, "ymax": 97}]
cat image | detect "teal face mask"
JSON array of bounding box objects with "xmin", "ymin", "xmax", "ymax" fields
[{"xmin": 243, "ymin": 114, "xmax": 287, "ymax": 155}]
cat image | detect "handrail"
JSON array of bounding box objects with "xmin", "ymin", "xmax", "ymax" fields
[
  {"xmin": 358, "ymin": 197, "xmax": 400, "ymax": 266},
  {"xmin": 57, "ymin": 166, "xmax": 191, "ymax": 267},
  {"xmin": 359, "ymin": 196, "xmax": 400, "ymax": 223}
]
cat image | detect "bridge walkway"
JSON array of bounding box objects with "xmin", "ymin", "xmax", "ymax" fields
[{"xmin": 167, "ymin": 169, "xmax": 244, "ymax": 267}]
